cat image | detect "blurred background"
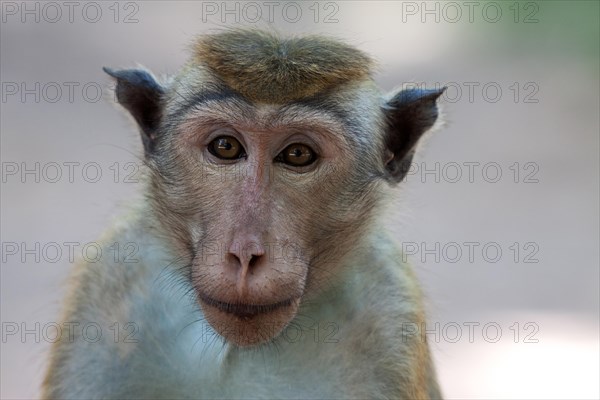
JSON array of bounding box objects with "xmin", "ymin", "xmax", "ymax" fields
[{"xmin": 1, "ymin": 1, "xmax": 598, "ymax": 398}]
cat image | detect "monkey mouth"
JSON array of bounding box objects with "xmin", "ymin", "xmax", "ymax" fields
[
  {"xmin": 198, "ymin": 294, "xmax": 294, "ymax": 320},
  {"xmin": 197, "ymin": 292, "xmax": 301, "ymax": 346}
]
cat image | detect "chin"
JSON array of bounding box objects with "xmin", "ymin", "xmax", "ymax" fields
[{"xmin": 198, "ymin": 295, "xmax": 301, "ymax": 347}]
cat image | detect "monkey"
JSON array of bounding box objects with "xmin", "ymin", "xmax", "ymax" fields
[{"xmin": 42, "ymin": 29, "xmax": 445, "ymax": 399}]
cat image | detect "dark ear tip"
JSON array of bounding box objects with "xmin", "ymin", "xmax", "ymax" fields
[
  {"xmin": 425, "ymin": 87, "xmax": 446, "ymax": 101},
  {"xmin": 391, "ymin": 87, "xmax": 446, "ymax": 106},
  {"xmin": 103, "ymin": 66, "xmax": 117, "ymax": 78}
]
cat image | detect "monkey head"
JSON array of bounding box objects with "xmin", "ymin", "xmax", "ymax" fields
[{"xmin": 104, "ymin": 30, "xmax": 443, "ymax": 347}]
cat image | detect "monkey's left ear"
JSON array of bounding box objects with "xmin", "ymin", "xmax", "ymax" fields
[
  {"xmin": 103, "ymin": 67, "xmax": 165, "ymax": 155},
  {"xmin": 382, "ymin": 87, "xmax": 445, "ymax": 182}
]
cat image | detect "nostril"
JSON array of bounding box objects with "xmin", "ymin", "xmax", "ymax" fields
[
  {"xmin": 248, "ymin": 255, "xmax": 260, "ymax": 269},
  {"xmin": 229, "ymin": 252, "xmax": 241, "ymax": 266}
]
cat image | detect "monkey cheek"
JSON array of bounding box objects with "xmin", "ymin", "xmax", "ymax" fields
[{"xmin": 200, "ymin": 299, "xmax": 300, "ymax": 347}]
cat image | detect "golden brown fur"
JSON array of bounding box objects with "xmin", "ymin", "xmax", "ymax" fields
[{"xmin": 193, "ymin": 29, "xmax": 374, "ymax": 103}]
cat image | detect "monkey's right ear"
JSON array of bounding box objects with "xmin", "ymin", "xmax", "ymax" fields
[
  {"xmin": 382, "ymin": 87, "xmax": 445, "ymax": 183},
  {"xmin": 103, "ymin": 67, "xmax": 165, "ymax": 154}
]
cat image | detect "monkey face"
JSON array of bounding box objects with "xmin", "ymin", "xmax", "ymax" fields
[{"xmin": 145, "ymin": 99, "xmax": 383, "ymax": 347}]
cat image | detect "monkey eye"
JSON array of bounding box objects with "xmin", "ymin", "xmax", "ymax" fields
[
  {"xmin": 208, "ymin": 136, "xmax": 245, "ymax": 160},
  {"xmin": 276, "ymin": 143, "xmax": 316, "ymax": 167}
]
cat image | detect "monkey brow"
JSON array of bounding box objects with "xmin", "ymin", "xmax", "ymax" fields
[
  {"xmin": 275, "ymin": 96, "xmax": 351, "ymax": 127},
  {"xmin": 167, "ymin": 85, "xmax": 251, "ymax": 123},
  {"xmin": 167, "ymin": 84, "xmax": 357, "ymax": 137}
]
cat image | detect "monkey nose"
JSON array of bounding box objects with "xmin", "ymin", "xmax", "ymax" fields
[
  {"xmin": 227, "ymin": 239, "xmax": 265, "ymax": 297},
  {"xmin": 228, "ymin": 238, "xmax": 265, "ymax": 272}
]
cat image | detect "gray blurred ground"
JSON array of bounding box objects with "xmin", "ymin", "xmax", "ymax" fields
[{"xmin": 1, "ymin": 1, "xmax": 598, "ymax": 398}]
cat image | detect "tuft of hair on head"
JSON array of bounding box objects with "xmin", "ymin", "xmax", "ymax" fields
[{"xmin": 192, "ymin": 28, "xmax": 375, "ymax": 104}]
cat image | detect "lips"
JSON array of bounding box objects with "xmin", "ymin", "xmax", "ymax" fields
[{"xmin": 198, "ymin": 293, "xmax": 294, "ymax": 319}]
